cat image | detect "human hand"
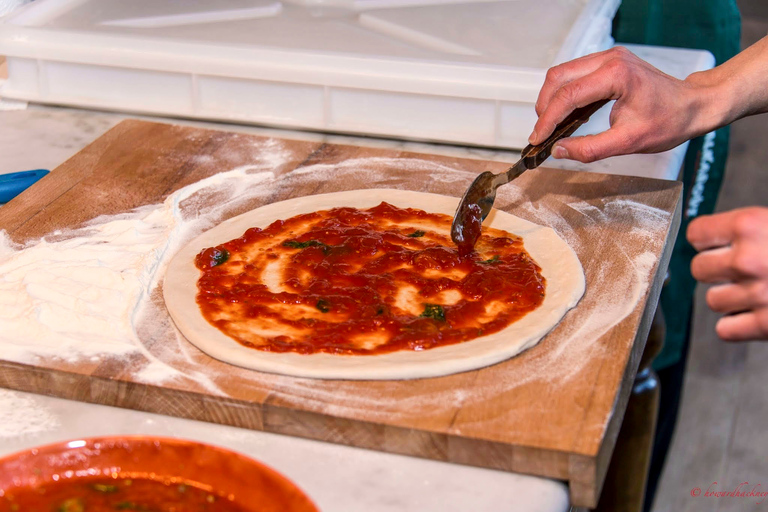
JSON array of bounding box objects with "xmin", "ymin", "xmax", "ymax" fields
[
  {"xmin": 529, "ymin": 46, "xmax": 723, "ymax": 163},
  {"xmin": 688, "ymin": 207, "xmax": 768, "ymax": 341}
]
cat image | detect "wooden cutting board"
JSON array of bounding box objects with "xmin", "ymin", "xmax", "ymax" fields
[{"xmin": 0, "ymin": 120, "xmax": 681, "ymax": 508}]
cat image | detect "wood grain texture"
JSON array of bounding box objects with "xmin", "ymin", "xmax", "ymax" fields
[
  {"xmin": 595, "ymin": 308, "xmax": 665, "ymax": 512},
  {"xmin": 0, "ymin": 120, "xmax": 682, "ymax": 508}
]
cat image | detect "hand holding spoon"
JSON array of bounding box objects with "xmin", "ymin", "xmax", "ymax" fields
[{"xmin": 450, "ymin": 100, "xmax": 609, "ymax": 256}]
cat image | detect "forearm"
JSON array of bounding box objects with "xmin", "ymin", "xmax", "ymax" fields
[
  {"xmin": 686, "ymin": 35, "xmax": 768, "ymax": 130},
  {"xmin": 530, "ymin": 35, "xmax": 768, "ymax": 163}
]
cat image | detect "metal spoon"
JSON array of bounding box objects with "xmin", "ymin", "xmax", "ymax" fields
[{"xmin": 450, "ymin": 99, "xmax": 608, "ymax": 256}]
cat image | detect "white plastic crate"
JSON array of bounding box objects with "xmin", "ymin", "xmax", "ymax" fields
[{"xmin": 0, "ymin": 0, "xmax": 621, "ymax": 148}]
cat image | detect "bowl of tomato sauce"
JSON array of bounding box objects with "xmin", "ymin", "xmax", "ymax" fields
[{"xmin": 0, "ymin": 436, "xmax": 318, "ymax": 512}]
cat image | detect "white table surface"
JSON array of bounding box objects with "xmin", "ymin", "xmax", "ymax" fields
[
  {"xmin": 0, "ymin": 43, "xmax": 712, "ymax": 512},
  {"xmin": 0, "ymin": 388, "xmax": 568, "ymax": 512}
]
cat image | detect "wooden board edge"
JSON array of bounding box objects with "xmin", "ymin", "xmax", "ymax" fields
[
  {"xmin": 263, "ymin": 400, "xmax": 574, "ymax": 478},
  {"xmin": 0, "ymin": 358, "xmax": 577, "ymax": 482},
  {"xmin": 567, "ymin": 190, "xmax": 682, "ymax": 508},
  {"xmin": 0, "ymin": 360, "xmax": 266, "ymax": 430}
]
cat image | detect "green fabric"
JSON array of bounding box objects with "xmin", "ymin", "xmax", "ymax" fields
[
  {"xmin": 612, "ymin": 0, "xmax": 741, "ymax": 370},
  {"xmin": 613, "ymin": 0, "xmax": 741, "ymax": 65}
]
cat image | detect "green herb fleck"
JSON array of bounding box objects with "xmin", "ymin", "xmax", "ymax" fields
[
  {"xmin": 177, "ymin": 484, "xmax": 187, "ymax": 494},
  {"xmin": 92, "ymin": 483, "xmax": 119, "ymax": 493},
  {"xmin": 420, "ymin": 304, "xmax": 446, "ymax": 322},
  {"xmin": 115, "ymin": 503, "xmax": 150, "ymax": 512},
  {"xmin": 407, "ymin": 230, "xmax": 426, "ymax": 238},
  {"xmin": 210, "ymin": 248, "xmax": 229, "ymax": 266},
  {"xmin": 115, "ymin": 503, "xmax": 142, "ymax": 511},
  {"xmin": 481, "ymin": 255, "xmax": 500, "ymax": 264},
  {"xmin": 58, "ymin": 498, "xmax": 85, "ymax": 512},
  {"xmin": 376, "ymin": 306, "xmax": 385, "ymax": 315},
  {"xmin": 282, "ymin": 239, "xmax": 327, "ymax": 249},
  {"xmin": 316, "ymin": 299, "xmax": 331, "ymax": 313}
]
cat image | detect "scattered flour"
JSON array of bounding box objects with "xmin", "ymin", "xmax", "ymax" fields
[
  {"xmin": 0, "ymin": 138, "xmax": 672, "ymax": 427},
  {"xmin": 263, "ymin": 192, "xmax": 672, "ymax": 424},
  {"xmin": 0, "ymin": 389, "xmax": 59, "ymax": 438}
]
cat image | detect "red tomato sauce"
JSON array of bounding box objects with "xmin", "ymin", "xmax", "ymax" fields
[
  {"xmin": 455, "ymin": 203, "xmax": 483, "ymax": 258},
  {"xmin": 194, "ymin": 202, "xmax": 545, "ymax": 355},
  {"xmin": 0, "ymin": 477, "xmax": 247, "ymax": 512}
]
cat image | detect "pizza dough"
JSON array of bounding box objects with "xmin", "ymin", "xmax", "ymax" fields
[{"xmin": 163, "ymin": 189, "xmax": 585, "ymax": 380}]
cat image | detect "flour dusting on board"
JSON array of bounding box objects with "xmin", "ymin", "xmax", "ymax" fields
[
  {"xmin": 0, "ymin": 136, "xmax": 294, "ymax": 394},
  {"xmin": 267, "ymin": 189, "xmax": 670, "ymax": 424},
  {"xmin": 0, "ymin": 139, "xmax": 670, "ymax": 428},
  {"xmin": 0, "ymin": 389, "xmax": 60, "ymax": 438}
]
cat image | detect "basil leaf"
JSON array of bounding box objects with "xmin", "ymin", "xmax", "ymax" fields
[
  {"xmin": 211, "ymin": 248, "xmax": 229, "ymax": 266},
  {"xmin": 316, "ymin": 299, "xmax": 331, "ymax": 313},
  {"xmin": 283, "ymin": 239, "xmax": 327, "ymax": 249},
  {"xmin": 420, "ymin": 304, "xmax": 445, "ymax": 321}
]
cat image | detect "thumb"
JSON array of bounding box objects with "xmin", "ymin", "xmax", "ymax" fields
[{"xmin": 552, "ymin": 130, "xmax": 633, "ymax": 163}]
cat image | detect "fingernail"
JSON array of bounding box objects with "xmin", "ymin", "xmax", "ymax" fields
[
  {"xmin": 528, "ymin": 130, "xmax": 537, "ymax": 144},
  {"xmin": 552, "ymin": 145, "xmax": 569, "ymax": 159}
]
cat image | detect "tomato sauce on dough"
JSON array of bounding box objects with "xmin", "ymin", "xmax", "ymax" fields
[{"xmin": 194, "ymin": 202, "xmax": 545, "ymax": 355}]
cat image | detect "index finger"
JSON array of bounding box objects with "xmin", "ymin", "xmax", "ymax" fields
[
  {"xmin": 530, "ymin": 65, "xmax": 619, "ymax": 146},
  {"xmin": 687, "ymin": 211, "xmax": 741, "ymax": 251},
  {"xmin": 534, "ymin": 50, "xmax": 613, "ymax": 117}
]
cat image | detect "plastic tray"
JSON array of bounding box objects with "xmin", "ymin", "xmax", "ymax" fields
[{"xmin": 0, "ymin": 0, "xmax": 621, "ymax": 148}]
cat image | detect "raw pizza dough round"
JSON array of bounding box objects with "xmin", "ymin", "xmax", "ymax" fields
[{"xmin": 163, "ymin": 189, "xmax": 585, "ymax": 380}]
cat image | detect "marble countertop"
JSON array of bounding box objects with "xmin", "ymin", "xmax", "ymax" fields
[
  {"xmin": 0, "ymin": 42, "xmax": 713, "ymax": 512},
  {"xmin": 0, "ymin": 388, "xmax": 569, "ymax": 512}
]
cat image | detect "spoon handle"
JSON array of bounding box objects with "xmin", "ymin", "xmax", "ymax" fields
[{"xmin": 520, "ymin": 99, "xmax": 610, "ymax": 168}]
